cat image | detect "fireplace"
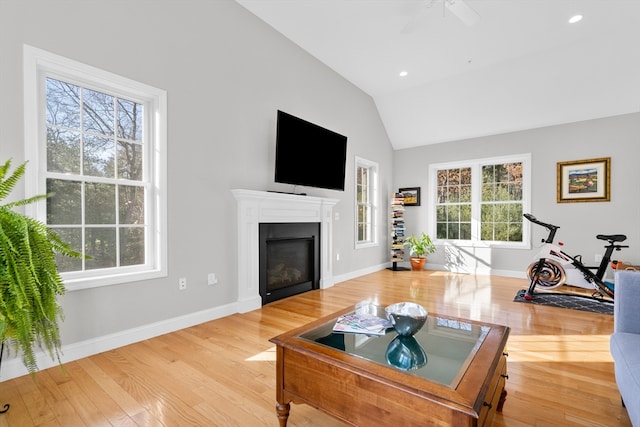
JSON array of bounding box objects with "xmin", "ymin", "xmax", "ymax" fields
[
  {"xmin": 232, "ymin": 189, "xmax": 338, "ymax": 313},
  {"xmin": 260, "ymin": 222, "xmax": 320, "ymax": 304}
]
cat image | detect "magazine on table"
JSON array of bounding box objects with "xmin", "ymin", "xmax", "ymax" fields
[{"xmin": 332, "ymin": 313, "xmax": 392, "ymax": 336}]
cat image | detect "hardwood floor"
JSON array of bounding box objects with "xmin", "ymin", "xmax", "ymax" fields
[{"xmin": 0, "ymin": 270, "xmax": 631, "ymax": 426}]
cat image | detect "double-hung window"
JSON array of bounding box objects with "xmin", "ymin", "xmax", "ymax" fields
[
  {"xmin": 355, "ymin": 157, "xmax": 378, "ymax": 248},
  {"xmin": 429, "ymin": 154, "xmax": 530, "ymax": 248},
  {"xmin": 23, "ymin": 45, "xmax": 167, "ymax": 290}
]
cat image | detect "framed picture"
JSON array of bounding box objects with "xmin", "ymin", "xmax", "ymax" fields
[
  {"xmin": 557, "ymin": 157, "xmax": 610, "ymax": 203},
  {"xmin": 399, "ymin": 187, "xmax": 421, "ymax": 206}
]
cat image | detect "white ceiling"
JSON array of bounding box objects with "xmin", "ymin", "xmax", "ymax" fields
[{"xmin": 235, "ymin": 0, "xmax": 640, "ymax": 150}]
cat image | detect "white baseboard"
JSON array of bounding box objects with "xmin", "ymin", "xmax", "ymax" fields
[{"xmin": 0, "ymin": 302, "xmax": 238, "ymax": 382}]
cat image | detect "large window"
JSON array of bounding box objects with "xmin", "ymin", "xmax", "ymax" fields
[
  {"xmin": 355, "ymin": 157, "xmax": 378, "ymax": 247},
  {"xmin": 24, "ymin": 45, "xmax": 167, "ymax": 290},
  {"xmin": 429, "ymin": 154, "xmax": 530, "ymax": 248}
]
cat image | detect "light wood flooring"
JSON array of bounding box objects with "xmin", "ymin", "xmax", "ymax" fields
[{"xmin": 0, "ymin": 270, "xmax": 631, "ymax": 426}]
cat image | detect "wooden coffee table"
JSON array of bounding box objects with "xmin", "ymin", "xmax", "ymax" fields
[{"xmin": 270, "ymin": 304, "xmax": 509, "ymax": 427}]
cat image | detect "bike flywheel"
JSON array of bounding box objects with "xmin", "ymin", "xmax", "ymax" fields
[{"xmin": 526, "ymin": 259, "xmax": 566, "ymax": 289}]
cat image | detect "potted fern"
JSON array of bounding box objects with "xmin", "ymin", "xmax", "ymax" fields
[
  {"xmin": 404, "ymin": 232, "xmax": 436, "ymax": 271},
  {"xmin": 0, "ymin": 159, "xmax": 82, "ymax": 375}
]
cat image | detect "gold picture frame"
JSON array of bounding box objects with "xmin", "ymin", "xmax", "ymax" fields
[{"xmin": 557, "ymin": 157, "xmax": 610, "ymax": 203}]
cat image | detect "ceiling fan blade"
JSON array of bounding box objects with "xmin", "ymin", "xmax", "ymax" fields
[{"xmin": 444, "ymin": 0, "xmax": 480, "ymax": 26}]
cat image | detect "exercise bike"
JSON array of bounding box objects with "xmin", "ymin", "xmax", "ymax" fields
[{"xmin": 523, "ymin": 213, "xmax": 628, "ymax": 300}]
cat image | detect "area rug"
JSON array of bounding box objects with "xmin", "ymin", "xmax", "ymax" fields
[{"xmin": 513, "ymin": 289, "xmax": 614, "ymax": 315}]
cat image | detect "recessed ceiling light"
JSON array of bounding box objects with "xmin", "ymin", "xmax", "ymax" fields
[
  {"xmin": 399, "ymin": 70, "xmax": 408, "ymax": 77},
  {"xmin": 569, "ymin": 15, "xmax": 583, "ymax": 24}
]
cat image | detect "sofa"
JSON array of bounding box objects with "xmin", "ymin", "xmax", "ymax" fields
[{"xmin": 610, "ymin": 270, "xmax": 640, "ymax": 426}]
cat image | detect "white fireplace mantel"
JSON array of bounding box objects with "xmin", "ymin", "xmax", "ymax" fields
[{"xmin": 232, "ymin": 189, "xmax": 339, "ymax": 313}]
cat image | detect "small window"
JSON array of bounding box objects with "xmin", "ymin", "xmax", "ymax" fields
[
  {"xmin": 355, "ymin": 157, "xmax": 378, "ymax": 248},
  {"xmin": 24, "ymin": 45, "xmax": 167, "ymax": 290}
]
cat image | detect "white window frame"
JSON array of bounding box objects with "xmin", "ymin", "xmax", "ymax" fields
[
  {"xmin": 355, "ymin": 156, "xmax": 378, "ymax": 249},
  {"xmin": 427, "ymin": 153, "xmax": 531, "ymax": 249},
  {"xmin": 23, "ymin": 45, "xmax": 167, "ymax": 291}
]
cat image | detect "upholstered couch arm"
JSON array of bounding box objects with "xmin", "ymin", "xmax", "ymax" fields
[{"xmin": 614, "ymin": 270, "xmax": 640, "ymax": 334}]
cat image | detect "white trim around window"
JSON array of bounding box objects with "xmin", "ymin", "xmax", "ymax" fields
[
  {"xmin": 355, "ymin": 156, "xmax": 378, "ymax": 249},
  {"xmin": 23, "ymin": 45, "xmax": 168, "ymax": 290},
  {"xmin": 427, "ymin": 153, "xmax": 531, "ymax": 250}
]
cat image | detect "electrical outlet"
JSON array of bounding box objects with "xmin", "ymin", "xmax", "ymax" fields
[
  {"xmin": 207, "ymin": 273, "xmax": 218, "ymax": 286},
  {"xmin": 179, "ymin": 277, "xmax": 187, "ymax": 290}
]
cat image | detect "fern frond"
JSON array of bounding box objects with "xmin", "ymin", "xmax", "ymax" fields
[{"xmin": 0, "ymin": 159, "xmax": 82, "ymax": 374}]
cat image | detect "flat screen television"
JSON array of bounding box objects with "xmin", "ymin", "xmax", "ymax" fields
[{"xmin": 275, "ymin": 110, "xmax": 348, "ymax": 192}]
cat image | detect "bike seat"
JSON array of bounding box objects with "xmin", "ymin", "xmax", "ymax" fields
[{"xmin": 596, "ymin": 234, "xmax": 627, "ymax": 243}]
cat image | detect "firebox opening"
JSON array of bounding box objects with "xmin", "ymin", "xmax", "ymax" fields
[{"xmin": 259, "ymin": 222, "xmax": 320, "ymax": 305}]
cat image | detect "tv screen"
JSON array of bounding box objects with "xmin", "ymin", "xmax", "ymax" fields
[{"xmin": 275, "ymin": 110, "xmax": 348, "ymax": 192}]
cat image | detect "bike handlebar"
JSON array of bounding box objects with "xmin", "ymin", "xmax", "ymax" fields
[
  {"xmin": 523, "ymin": 213, "xmax": 559, "ymax": 243},
  {"xmin": 523, "ymin": 213, "xmax": 559, "ymax": 231}
]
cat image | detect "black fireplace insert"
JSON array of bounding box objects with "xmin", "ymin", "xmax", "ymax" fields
[{"xmin": 259, "ymin": 222, "xmax": 320, "ymax": 304}]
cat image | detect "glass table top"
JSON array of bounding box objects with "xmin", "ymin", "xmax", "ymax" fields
[{"xmin": 298, "ymin": 303, "xmax": 490, "ymax": 387}]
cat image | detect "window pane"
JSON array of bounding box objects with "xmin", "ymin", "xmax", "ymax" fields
[
  {"xmin": 85, "ymin": 227, "xmax": 116, "ymax": 269},
  {"xmin": 508, "ymin": 203, "xmax": 523, "ymax": 221},
  {"xmin": 459, "ymin": 185, "xmax": 471, "ymax": 202},
  {"xmin": 52, "ymin": 227, "xmax": 83, "ymax": 272},
  {"xmin": 447, "ymin": 223, "xmax": 459, "ymax": 240},
  {"xmin": 117, "ymin": 98, "xmax": 143, "ymax": 141},
  {"xmin": 460, "ymin": 204, "xmax": 472, "ymax": 222},
  {"xmin": 509, "ymin": 223, "xmax": 523, "ymax": 242},
  {"xmin": 47, "ymin": 179, "xmax": 82, "ymax": 225},
  {"xmin": 46, "ymin": 78, "xmax": 80, "ymax": 128},
  {"xmin": 84, "ymin": 134, "xmax": 115, "ymax": 177},
  {"xmin": 481, "ymin": 204, "xmax": 493, "ymax": 222},
  {"xmin": 446, "ymin": 186, "xmax": 459, "ymax": 203},
  {"xmin": 117, "ymin": 141, "xmax": 143, "ymax": 180},
  {"xmin": 119, "ymin": 185, "xmax": 145, "ymax": 224},
  {"xmin": 47, "ymin": 128, "xmax": 81, "ymax": 174},
  {"xmin": 494, "ymin": 222, "xmax": 508, "ymax": 241},
  {"xmin": 482, "ymin": 183, "xmax": 494, "ymax": 201},
  {"xmin": 495, "ymin": 204, "xmax": 508, "ymax": 222},
  {"xmin": 120, "ymin": 227, "xmax": 145, "ymax": 266},
  {"xmin": 460, "ymin": 168, "xmax": 471, "ymax": 184},
  {"xmin": 83, "ymin": 88, "xmax": 114, "ymax": 136},
  {"xmin": 447, "ymin": 205, "xmax": 460, "ymax": 222},
  {"xmin": 447, "ymin": 169, "xmax": 460, "ymax": 185},
  {"xmin": 436, "ymin": 222, "xmax": 447, "ymax": 239},
  {"xmin": 85, "ymin": 183, "xmax": 115, "ymax": 224},
  {"xmin": 481, "ymin": 223, "xmax": 493, "ymax": 241},
  {"xmin": 460, "ymin": 223, "xmax": 472, "ymax": 240}
]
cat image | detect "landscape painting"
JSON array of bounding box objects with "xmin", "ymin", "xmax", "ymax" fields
[{"xmin": 557, "ymin": 157, "xmax": 610, "ymax": 203}]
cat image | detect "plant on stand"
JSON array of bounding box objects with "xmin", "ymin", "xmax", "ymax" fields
[
  {"xmin": 404, "ymin": 232, "xmax": 436, "ymax": 271},
  {"xmin": 0, "ymin": 159, "xmax": 83, "ymax": 412}
]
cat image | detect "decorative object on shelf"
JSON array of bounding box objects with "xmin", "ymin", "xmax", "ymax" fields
[
  {"xmin": 0, "ymin": 159, "xmax": 84, "ymax": 408},
  {"xmin": 557, "ymin": 157, "xmax": 610, "ymax": 203},
  {"xmin": 385, "ymin": 302, "xmax": 428, "ymax": 336},
  {"xmin": 399, "ymin": 187, "xmax": 420, "ymax": 206},
  {"xmin": 404, "ymin": 232, "xmax": 436, "ymax": 271},
  {"xmin": 389, "ymin": 193, "xmax": 408, "ymax": 271}
]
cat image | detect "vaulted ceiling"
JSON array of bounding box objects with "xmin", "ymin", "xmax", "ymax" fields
[{"xmin": 235, "ymin": 0, "xmax": 640, "ymax": 149}]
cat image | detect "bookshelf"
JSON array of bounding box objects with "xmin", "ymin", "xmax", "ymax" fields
[{"xmin": 389, "ymin": 193, "xmax": 409, "ymax": 271}]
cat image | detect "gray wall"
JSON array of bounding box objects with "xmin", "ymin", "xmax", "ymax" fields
[
  {"xmin": 0, "ymin": 0, "xmax": 393, "ymax": 362},
  {"xmin": 394, "ymin": 112, "xmax": 640, "ymax": 275}
]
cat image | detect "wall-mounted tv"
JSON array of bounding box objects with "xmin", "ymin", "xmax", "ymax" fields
[{"xmin": 275, "ymin": 110, "xmax": 348, "ymax": 192}]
